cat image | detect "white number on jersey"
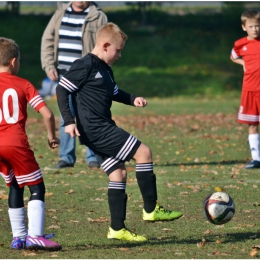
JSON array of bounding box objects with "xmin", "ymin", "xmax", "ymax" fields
[{"xmin": 0, "ymin": 88, "xmax": 19, "ymax": 124}]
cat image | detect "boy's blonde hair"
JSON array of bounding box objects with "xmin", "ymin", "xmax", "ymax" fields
[
  {"xmin": 241, "ymin": 9, "xmax": 260, "ymax": 25},
  {"xmin": 96, "ymin": 22, "xmax": 128, "ymax": 45},
  {"xmin": 0, "ymin": 37, "xmax": 19, "ymax": 67}
]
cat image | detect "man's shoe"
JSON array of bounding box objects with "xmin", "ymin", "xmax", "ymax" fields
[
  {"xmin": 54, "ymin": 160, "xmax": 74, "ymax": 169},
  {"xmin": 107, "ymin": 227, "xmax": 147, "ymax": 242},
  {"xmin": 143, "ymin": 203, "xmax": 183, "ymax": 221},
  {"xmin": 10, "ymin": 237, "xmax": 26, "ymax": 250},
  {"xmin": 26, "ymin": 234, "xmax": 62, "ymax": 250},
  {"xmin": 244, "ymin": 160, "xmax": 260, "ymax": 169},
  {"xmin": 88, "ymin": 161, "xmax": 100, "ymax": 169}
]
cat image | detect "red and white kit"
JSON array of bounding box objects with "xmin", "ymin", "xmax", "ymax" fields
[
  {"xmin": 0, "ymin": 72, "xmax": 46, "ymax": 187},
  {"xmin": 231, "ymin": 37, "xmax": 260, "ymax": 124}
]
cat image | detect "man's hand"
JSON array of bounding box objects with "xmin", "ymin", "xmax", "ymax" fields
[
  {"xmin": 65, "ymin": 124, "xmax": 81, "ymax": 138},
  {"xmin": 47, "ymin": 69, "xmax": 59, "ymax": 81},
  {"xmin": 48, "ymin": 137, "xmax": 60, "ymax": 149},
  {"xmin": 134, "ymin": 97, "xmax": 147, "ymax": 107}
]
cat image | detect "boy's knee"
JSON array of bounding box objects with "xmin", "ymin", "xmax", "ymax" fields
[
  {"xmin": 28, "ymin": 181, "xmax": 45, "ymax": 202},
  {"xmin": 134, "ymin": 143, "xmax": 152, "ymax": 163}
]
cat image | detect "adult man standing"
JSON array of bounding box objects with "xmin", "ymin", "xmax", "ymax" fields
[{"xmin": 41, "ymin": 1, "xmax": 108, "ymax": 169}]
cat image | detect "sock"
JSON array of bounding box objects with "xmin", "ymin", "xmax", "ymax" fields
[
  {"xmin": 8, "ymin": 207, "xmax": 27, "ymax": 240},
  {"xmin": 249, "ymin": 134, "xmax": 260, "ymax": 161},
  {"xmin": 108, "ymin": 181, "xmax": 127, "ymax": 231},
  {"xmin": 136, "ymin": 163, "xmax": 157, "ymax": 213},
  {"xmin": 27, "ymin": 200, "xmax": 45, "ymax": 237}
]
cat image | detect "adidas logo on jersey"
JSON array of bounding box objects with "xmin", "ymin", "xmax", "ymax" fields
[
  {"xmin": 95, "ymin": 72, "xmax": 102, "ymax": 78},
  {"xmin": 242, "ymin": 46, "xmax": 247, "ymax": 51}
]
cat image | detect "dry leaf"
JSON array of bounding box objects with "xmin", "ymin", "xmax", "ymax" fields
[
  {"xmin": 197, "ymin": 238, "xmax": 206, "ymax": 248},
  {"xmin": 47, "ymin": 225, "xmax": 60, "ymax": 229},
  {"xmin": 250, "ymin": 248, "xmax": 259, "ymax": 257},
  {"xmin": 215, "ymin": 186, "xmax": 222, "ymax": 192}
]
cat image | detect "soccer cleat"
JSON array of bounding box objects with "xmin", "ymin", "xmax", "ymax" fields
[
  {"xmin": 107, "ymin": 227, "xmax": 147, "ymax": 242},
  {"xmin": 244, "ymin": 160, "xmax": 260, "ymax": 169},
  {"xmin": 10, "ymin": 237, "xmax": 26, "ymax": 250},
  {"xmin": 26, "ymin": 234, "xmax": 62, "ymax": 250},
  {"xmin": 143, "ymin": 203, "xmax": 183, "ymax": 221}
]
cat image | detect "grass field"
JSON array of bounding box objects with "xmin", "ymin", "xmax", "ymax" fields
[{"xmin": 1, "ymin": 98, "xmax": 260, "ymax": 259}]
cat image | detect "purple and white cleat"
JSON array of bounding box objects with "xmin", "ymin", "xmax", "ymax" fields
[
  {"xmin": 26, "ymin": 234, "xmax": 62, "ymax": 251},
  {"xmin": 10, "ymin": 237, "xmax": 26, "ymax": 250}
]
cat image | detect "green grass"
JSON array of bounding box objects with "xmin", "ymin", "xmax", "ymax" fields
[{"xmin": 1, "ymin": 98, "xmax": 260, "ymax": 259}]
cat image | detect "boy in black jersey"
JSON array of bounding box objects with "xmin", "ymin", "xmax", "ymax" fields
[{"xmin": 56, "ymin": 22, "xmax": 183, "ymax": 241}]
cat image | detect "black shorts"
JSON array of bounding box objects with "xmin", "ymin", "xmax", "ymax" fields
[{"xmin": 89, "ymin": 127, "xmax": 141, "ymax": 175}]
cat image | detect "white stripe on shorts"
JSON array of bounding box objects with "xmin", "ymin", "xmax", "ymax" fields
[{"xmin": 101, "ymin": 135, "xmax": 137, "ymax": 172}]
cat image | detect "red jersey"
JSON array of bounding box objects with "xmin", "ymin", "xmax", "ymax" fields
[
  {"xmin": 0, "ymin": 72, "xmax": 46, "ymax": 147},
  {"xmin": 231, "ymin": 37, "xmax": 260, "ymax": 91}
]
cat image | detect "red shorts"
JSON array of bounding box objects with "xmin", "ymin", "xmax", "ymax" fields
[
  {"xmin": 0, "ymin": 146, "xmax": 43, "ymax": 188},
  {"xmin": 238, "ymin": 90, "xmax": 260, "ymax": 124}
]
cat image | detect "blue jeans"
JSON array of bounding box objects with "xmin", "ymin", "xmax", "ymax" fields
[{"xmin": 59, "ymin": 95, "xmax": 98, "ymax": 165}]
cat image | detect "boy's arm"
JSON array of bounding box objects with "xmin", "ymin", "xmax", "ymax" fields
[
  {"xmin": 230, "ymin": 55, "xmax": 245, "ymax": 71},
  {"xmin": 56, "ymin": 84, "xmax": 80, "ymax": 138},
  {"xmin": 38, "ymin": 105, "xmax": 60, "ymax": 149},
  {"xmin": 113, "ymin": 89, "xmax": 147, "ymax": 107}
]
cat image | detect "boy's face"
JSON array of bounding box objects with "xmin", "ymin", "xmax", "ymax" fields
[
  {"xmin": 104, "ymin": 39, "xmax": 125, "ymax": 65},
  {"xmin": 242, "ymin": 18, "xmax": 260, "ymax": 40}
]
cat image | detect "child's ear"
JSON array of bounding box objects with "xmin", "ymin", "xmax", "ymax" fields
[
  {"xmin": 10, "ymin": 57, "xmax": 16, "ymax": 67},
  {"xmin": 103, "ymin": 42, "xmax": 110, "ymax": 51},
  {"xmin": 242, "ymin": 24, "xmax": 247, "ymax": 31}
]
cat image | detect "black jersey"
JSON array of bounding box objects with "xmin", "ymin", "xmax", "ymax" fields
[{"xmin": 56, "ymin": 53, "xmax": 136, "ymax": 145}]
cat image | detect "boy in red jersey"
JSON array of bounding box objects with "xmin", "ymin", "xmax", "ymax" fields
[
  {"xmin": 0, "ymin": 37, "xmax": 61, "ymax": 250},
  {"xmin": 231, "ymin": 10, "xmax": 260, "ymax": 169}
]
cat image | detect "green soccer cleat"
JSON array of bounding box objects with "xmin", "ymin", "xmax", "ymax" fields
[
  {"xmin": 107, "ymin": 227, "xmax": 147, "ymax": 242},
  {"xmin": 143, "ymin": 203, "xmax": 183, "ymax": 221}
]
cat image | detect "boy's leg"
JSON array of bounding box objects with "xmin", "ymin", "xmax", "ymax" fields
[
  {"xmin": 133, "ymin": 143, "xmax": 183, "ymax": 221},
  {"xmin": 26, "ymin": 181, "xmax": 62, "ymax": 250},
  {"xmin": 106, "ymin": 165, "xmax": 146, "ymax": 241},
  {"xmin": 107, "ymin": 165, "xmax": 127, "ymax": 230},
  {"xmin": 8, "ymin": 179, "xmax": 27, "ymax": 249},
  {"xmin": 245, "ymin": 125, "xmax": 260, "ymax": 169}
]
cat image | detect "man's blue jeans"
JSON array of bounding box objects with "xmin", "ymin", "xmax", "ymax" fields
[{"xmin": 59, "ymin": 95, "xmax": 98, "ymax": 165}]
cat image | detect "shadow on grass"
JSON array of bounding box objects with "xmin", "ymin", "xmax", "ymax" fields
[
  {"xmin": 61, "ymin": 231, "xmax": 257, "ymax": 251},
  {"xmin": 153, "ymin": 159, "xmax": 247, "ymax": 167}
]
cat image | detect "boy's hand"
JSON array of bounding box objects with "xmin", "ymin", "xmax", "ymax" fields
[
  {"xmin": 134, "ymin": 97, "xmax": 147, "ymax": 107},
  {"xmin": 65, "ymin": 124, "xmax": 81, "ymax": 138},
  {"xmin": 48, "ymin": 137, "xmax": 60, "ymax": 149}
]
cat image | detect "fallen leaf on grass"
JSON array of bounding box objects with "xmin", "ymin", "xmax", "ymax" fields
[
  {"xmin": 119, "ymin": 247, "xmax": 129, "ymax": 251},
  {"xmin": 215, "ymin": 186, "xmax": 223, "ymax": 192},
  {"xmin": 45, "ymin": 192, "xmax": 53, "ymax": 197},
  {"xmin": 69, "ymin": 220, "xmax": 80, "ymax": 223},
  {"xmin": 65, "ymin": 189, "xmax": 74, "ymax": 194},
  {"xmin": 162, "ymin": 228, "xmax": 173, "ymax": 231},
  {"xmin": 250, "ymin": 248, "xmax": 259, "ymax": 257},
  {"xmin": 22, "ymin": 251, "xmax": 37, "ymax": 256},
  {"xmin": 47, "ymin": 225, "xmax": 60, "ymax": 229},
  {"xmin": 197, "ymin": 238, "xmax": 206, "ymax": 248},
  {"xmin": 0, "ymin": 243, "xmax": 4, "ymax": 247},
  {"xmin": 203, "ymin": 229, "xmax": 212, "ymax": 234},
  {"xmin": 87, "ymin": 217, "xmax": 109, "ymax": 223}
]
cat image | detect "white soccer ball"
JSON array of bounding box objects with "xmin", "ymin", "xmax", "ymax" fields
[{"xmin": 203, "ymin": 192, "xmax": 235, "ymax": 225}]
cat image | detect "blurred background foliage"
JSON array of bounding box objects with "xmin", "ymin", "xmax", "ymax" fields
[{"xmin": 0, "ymin": 1, "xmax": 258, "ymax": 98}]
